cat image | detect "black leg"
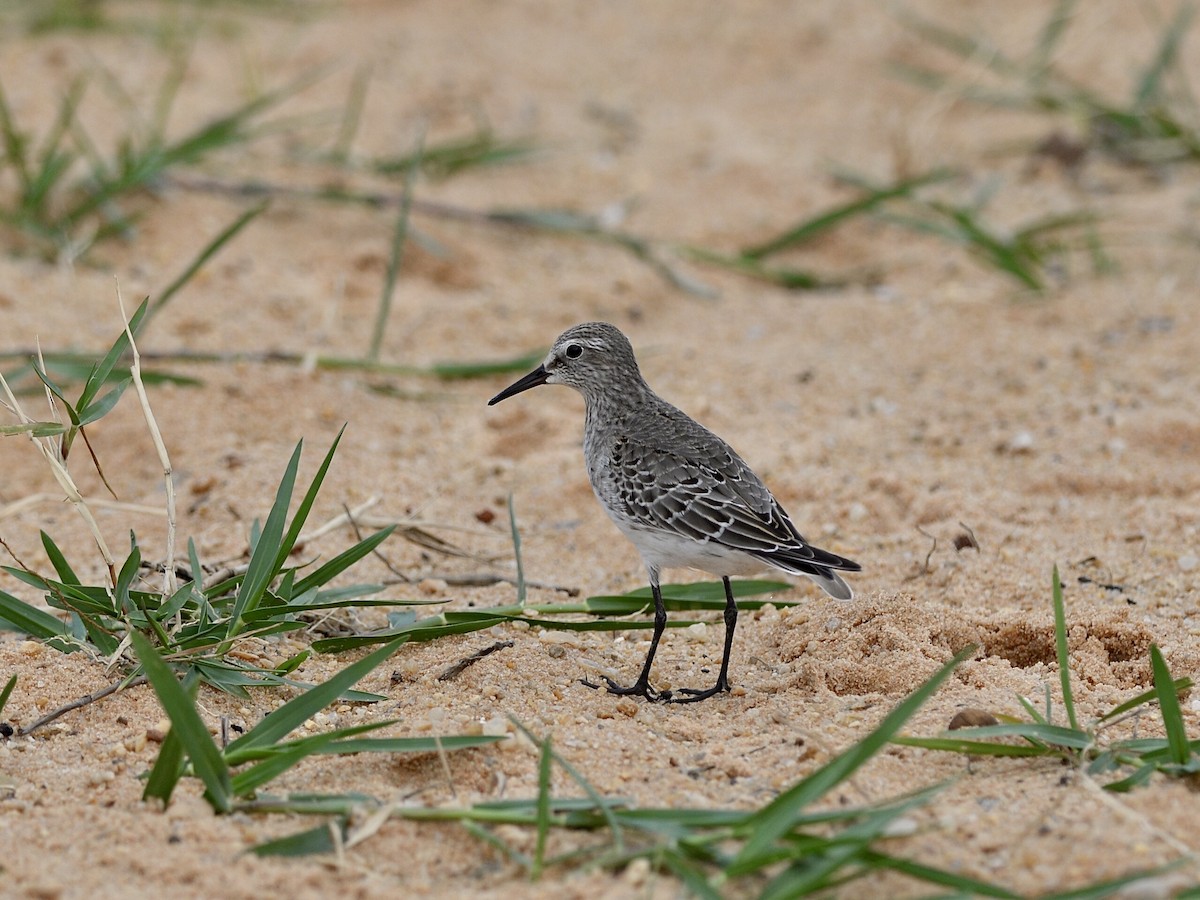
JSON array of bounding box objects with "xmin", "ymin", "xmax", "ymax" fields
[
  {"xmin": 604, "ymin": 576, "xmax": 667, "ymax": 702},
  {"xmin": 670, "ymin": 576, "xmax": 738, "ymax": 703}
]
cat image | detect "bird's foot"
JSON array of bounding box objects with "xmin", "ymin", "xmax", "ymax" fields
[
  {"xmin": 603, "ymin": 676, "xmax": 664, "ymax": 702},
  {"xmin": 667, "ymin": 677, "xmax": 731, "ymax": 704}
]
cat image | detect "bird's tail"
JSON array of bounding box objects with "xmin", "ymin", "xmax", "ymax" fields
[
  {"xmin": 803, "ymin": 567, "xmax": 853, "ymax": 601},
  {"xmin": 753, "ymin": 546, "xmax": 860, "ymax": 601}
]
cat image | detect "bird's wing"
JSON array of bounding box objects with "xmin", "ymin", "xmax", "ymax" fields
[{"xmin": 609, "ymin": 434, "xmax": 816, "ymax": 558}]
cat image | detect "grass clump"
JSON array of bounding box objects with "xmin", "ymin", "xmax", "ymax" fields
[
  {"xmin": 894, "ymin": 1, "xmax": 1200, "ymax": 168},
  {"xmin": 895, "ymin": 566, "xmax": 1198, "ymax": 791},
  {"xmin": 134, "ymin": 633, "xmax": 501, "ymax": 813},
  {"xmin": 0, "ymin": 300, "xmax": 415, "ymax": 703},
  {"xmin": 0, "ymin": 51, "xmax": 314, "ymax": 260}
]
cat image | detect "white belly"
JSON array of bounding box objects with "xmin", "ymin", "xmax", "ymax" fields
[{"xmin": 613, "ymin": 519, "xmax": 769, "ymax": 578}]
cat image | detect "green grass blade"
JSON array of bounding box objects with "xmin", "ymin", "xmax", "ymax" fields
[
  {"xmin": 741, "ymin": 169, "xmax": 952, "ymax": 259},
  {"xmin": 1100, "ymin": 676, "xmax": 1194, "ymax": 721},
  {"xmin": 131, "ymin": 631, "xmax": 232, "ymax": 812},
  {"xmin": 531, "ymin": 734, "xmax": 553, "ymax": 880},
  {"xmin": 226, "ymin": 636, "xmax": 406, "ymax": 753},
  {"xmin": 250, "ymin": 822, "xmax": 343, "ymax": 857},
  {"xmin": 1029, "ymin": 0, "xmax": 1078, "ymax": 81},
  {"xmin": 272, "ymin": 427, "xmax": 346, "ymax": 581},
  {"xmin": 1041, "ymin": 861, "xmax": 1186, "ymax": 899},
  {"xmin": 730, "ymin": 646, "xmax": 974, "ymax": 873},
  {"xmin": 142, "ymin": 723, "xmax": 187, "ymax": 806},
  {"xmin": 76, "ymin": 377, "xmax": 132, "ymax": 426},
  {"xmin": 508, "ymin": 493, "xmax": 526, "ymax": 604},
  {"xmin": 75, "ymin": 298, "xmax": 149, "ymax": 414},
  {"xmin": 892, "ymin": 736, "xmax": 1049, "ymax": 757},
  {"xmin": 432, "ymin": 349, "xmax": 546, "ymax": 380},
  {"xmin": 1051, "ymin": 565, "xmax": 1079, "ymax": 730},
  {"xmin": 0, "ymin": 589, "xmax": 71, "ymax": 640},
  {"xmin": 312, "ymin": 734, "xmax": 505, "ymax": 756},
  {"xmin": 368, "ymin": 139, "xmax": 419, "ymax": 361},
  {"xmin": 1132, "ymin": 3, "xmax": 1195, "ymax": 109},
  {"xmin": 1017, "ymin": 692, "xmax": 1049, "ymax": 725},
  {"xmin": 861, "ymin": 849, "xmax": 1020, "ymax": 897},
  {"xmin": 1150, "ymin": 645, "xmax": 1191, "ymax": 766},
  {"xmin": 660, "ymin": 849, "xmax": 723, "ymax": 900},
  {"xmin": 0, "ymin": 421, "xmax": 68, "ymax": 437},
  {"xmin": 229, "ymin": 440, "xmax": 302, "ymax": 630},
  {"xmin": 146, "ymin": 202, "xmax": 267, "ymax": 326},
  {"xmin": 290, "ymin": 525, "xmax": 395, "ymax": 597},
  {"xmin": 0, "ymin": 673, "xmax": 16, "ymax": 718}
]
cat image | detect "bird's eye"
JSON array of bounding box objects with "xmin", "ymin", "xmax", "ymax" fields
[{"xmin": 565, "ymin": 343, "xmax": 583, "ymax": 359}]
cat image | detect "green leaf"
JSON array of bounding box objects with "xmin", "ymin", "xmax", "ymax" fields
[
  {"xmin": 730, "ymin": 646, "xmax": 974, "ymax": 874},
  {"xmin": 1099, "ymin": 676, "xmax": 1193, "ymax": 722},
  {"xmin": 0, "ymin": 421, "xmax": 67, "ymax": 437},
  {"xmin": 432, "ymin": 349, "xmax": 545, "ymax": 380},
  {"xmin": 0, "ymin": 673, "xmax": 16, "ymax": 718},
  {"xmin": 230, "ymin": 440, "xmax": 302, "ymax": 630},
  {"xmin": 741, "ymin": 169, "xmax": 952, "ymax": 259},
  {"xmin": 226, "ymin": 637, "xmax": 406, "ymax": 754},
  {"xmin": 508, "ymin": 493, "xmax": 526, "ymax": 605},
  {"xmin": 131, "ymin": 631, "xmax": 233, "ymax": 813},
  {"xmin": 76, "ymin": 298, "xmax": 148, "ymax": 414},
  {"xmin": 1151, "ymin": 645, "xmax": 1191, "ymax": 767},
  {"xmin": 77, "ymin": 377, "xmax": 132, "ymax": 426},
  {"xmin": 250, "ymin": 822, "xmax": 343, "ymax": 857},
  {"xmin": 532, "ymin": 734, "xmax": 552, "ymax": 880},
  {"xmin": 273, "ymin": 427, "xmax": 346, "ymax": 579},
  {"xmin": 142, "ymin": 722, "xmax": 187, "ymax": 806},
  {"xmin": 1051, "ymin": 565, "xmax": 1078, "ymax": 730},
  {"xmin": 0, "ymin": 589, "xmax": 70, "ymax": 641},
  {"xmin": 891, "ymin": 736, "xmax": 1049, "ymax": 757},
  {"xmin": 40, "ymin": 531, "xmax": 80, "ymax": 585},
  {"xmin": 290, "ymin": 525, "xmax": 394, "ymax": 596}
]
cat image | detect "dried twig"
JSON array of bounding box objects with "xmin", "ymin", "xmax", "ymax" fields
[
  {"xmin": 410, "ymin": 572, "xmax": 578, "ymax": 595},
  {"xmin": 17, "ymin": 674, "xmax": 146, "ymax": 737},
  {"xmin": 0, "ymin": 366, "xmax": 117, "ymax": 586},
  {"xmin": 341, "ymin": 502, "xmax": 411, "ymax": 583},
  {"xmin": 437, "ymin": 640, "xmax": 514, "ymax": 681},
  {"xmin": 119, "ymin": 288, "xmax": 177, "ymax": 596},
  {"xmin": 0, "ymin": 493, "xmax": 165, "ymax": 522}
]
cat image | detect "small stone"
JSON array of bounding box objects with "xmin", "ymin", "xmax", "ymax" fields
[
  {"xmin": 418, "ymin": 578, "xmax": 447, "ymax": 595},
  {"xmin": 124, "ymin": 733, "xmax": 148, "ymax": 754},
  {"xmin": 615, "ymin": 698, "xmax": 638, "ymax": 718},
  {"xmin": 546, "ymin": 644, "xmax": 565, "ymax": 659},
  {"xmin": 882, "ymin": 816, "xmax": 918, "ymax": 838},
  {"xmin": 1179, "ymin": 554, "xmax": 1198, "ymax": 572},
  {"xmin": 623, "ymin": 857, "xmax": 651, "ymax": 886},
  {"xmin": 480, "ymin": 714, "xmax": 508, "ymax": 737},
  {"xmin": 1002, "ymin": 431, "xmax": 1035, "ymax": 454},
  {"xmin": 949, "ymin": 708, "xmax": 1000, "ymax": 730},
  {"xmin": 685, "ymin": 622, "xmax": 708, "ymax": 640}
]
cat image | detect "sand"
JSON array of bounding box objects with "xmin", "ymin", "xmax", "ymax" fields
[{"xmin": 1, "ymin": 1, "xmax": 1199, "ymax": 896}]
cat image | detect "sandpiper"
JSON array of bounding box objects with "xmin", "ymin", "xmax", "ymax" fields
[{"xmin": 488, "ymin": 323, "xmax": 860, "ymax": 702}]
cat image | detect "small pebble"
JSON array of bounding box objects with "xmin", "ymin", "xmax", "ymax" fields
[
  {"xmin": 1179, "ymin": 554, "xmax": 1198, "ymax": 572},
  {"xmin": 949, "ymin": 708, "xmax": 1000, "ymax": 730}
]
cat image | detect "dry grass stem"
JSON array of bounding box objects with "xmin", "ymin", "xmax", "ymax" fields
[
  {"xmin": 0, "ymin": 366, "xmax": 117, "ymax": 586},
  {"xmin": 118, "ymin": 288, "xmax": 177, "ymax": 596}
]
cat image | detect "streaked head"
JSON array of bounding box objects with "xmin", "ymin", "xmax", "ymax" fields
[{"xmin": 487, "ymin": 322, "xmax": 643, "ymax": 406}]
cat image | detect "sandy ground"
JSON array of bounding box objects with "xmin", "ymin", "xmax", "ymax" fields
[{"xmin": 2, "ymin": 1, "xmax": 1200, "ymax": 897}]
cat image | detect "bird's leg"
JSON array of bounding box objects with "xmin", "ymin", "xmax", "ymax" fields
[
  {"xmin": 604, "ymin": 577, "xmax": 667, "ymax": 701},
  {"xmin": 671, "ymin": 576, "xmax": 738, "ymax": 703}
]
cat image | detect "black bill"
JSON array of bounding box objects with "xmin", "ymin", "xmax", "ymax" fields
[{"xmin": 488, "ymin": 364, "xmax": 550, "ymax": 405}]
